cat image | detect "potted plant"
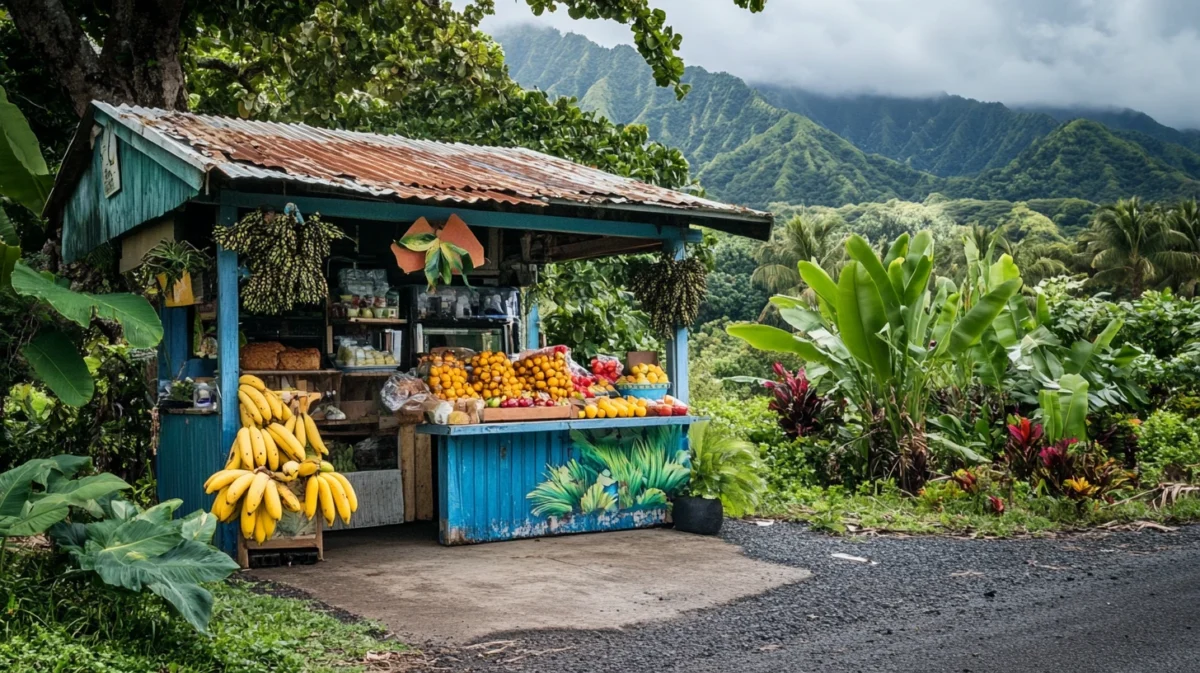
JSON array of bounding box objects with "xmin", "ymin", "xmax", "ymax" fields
[
  {"xmin": 134, "ymin": 239, "xmax": 210, "ymax": 307},
  {"xmin": 673, "ymin": 421, "xmax": 766, "ymax": 535}
]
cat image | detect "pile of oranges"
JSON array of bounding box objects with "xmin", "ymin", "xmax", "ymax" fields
[
  {"xmin": 425, "ymin": 352, "xmax": 477, "ymax": 401},
  {"xmin": 516, "ymin": 350, "xmax": 572, "ymax": 400},
  {"xmin": 468, "ymin": 351, "xmax": 524, "ymax": 400}
]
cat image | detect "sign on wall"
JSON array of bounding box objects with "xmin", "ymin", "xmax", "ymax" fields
[{"xmin": 102, "ymin": 128, "xmax": 121, "ymax": 198}]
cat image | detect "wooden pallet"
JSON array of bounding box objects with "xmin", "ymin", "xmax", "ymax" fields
[{"xmin": 236, "ymin": 522, "xmax": 323, "ymax": 569}]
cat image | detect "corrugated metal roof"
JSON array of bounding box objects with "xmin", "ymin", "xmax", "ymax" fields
[{"xmin": 90, "ymin": 102, "xmax": 771, "ymax": 226}]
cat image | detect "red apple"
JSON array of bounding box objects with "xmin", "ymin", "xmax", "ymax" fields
[{"xmin": 673, "ymin": 405, "xmax": 688, "ymax": 416}]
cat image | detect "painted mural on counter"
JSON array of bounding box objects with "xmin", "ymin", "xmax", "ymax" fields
[{"xmin": 527, "ymin": 426, "xmax": 690, "ymax": 520}]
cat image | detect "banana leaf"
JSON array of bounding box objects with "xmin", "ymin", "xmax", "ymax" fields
[
  {"xmin": 797, "ymin": 260, "xmax": 839, "ymax": 307},
  {"xmin": 10, "ymin": 262, "xmax": 163, "ymax": 348},
  {"xmin": 836, "ymin": 261, "xmax": 890, "ymax": 377},
  {"xmin": 726, "ymin": 323, "xmax": 830, "ymax": 364},
  {"xmin": 21, "ymin": 329, "xmax": 94, "ymax": 406},
  {"xmin": 948, "ymin": 279, "xmax": 1021, "ymax": 355},
  {"xmin": 846, "ymin": 235, "xmax": 902, "ymax": 330},
  {"xmin": 0, "ymin": 85, "xmax": 53, "ymax": 214}
]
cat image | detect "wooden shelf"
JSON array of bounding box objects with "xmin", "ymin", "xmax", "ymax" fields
[
  {"xmin": 340, "ymin": 370, "xmax": 398, "ymax": 378},
  {"xmin": 241, "ymin": 369, "xmax": 342, "ymax": 376},
  {"xmin": 331, "ymin": 317, "xmax": 407, "ymax": 325},
  {"xmin": 316, "ymin": 415, "xmax": 380, "ymax": 426}
]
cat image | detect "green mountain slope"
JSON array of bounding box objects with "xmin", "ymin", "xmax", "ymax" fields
[
  {"xmin": 944, "ymin": 120, "xmax": 1200, "ymax": 203},
  {"xmin": 1022, "ymin": 105, "xmax": 1200, "ymax": 154},
  {"xmin": 755, "ymin": 86, "xmax": 1059, "ymax": 177}
]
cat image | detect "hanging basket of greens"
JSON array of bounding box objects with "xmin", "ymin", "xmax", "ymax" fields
[
  {"xmin": 629, "ymin": 251, "xmax": 708, "ymax": 336},
  {"xmin": 212, "ymin": 205, "xmax": 343, "ymax": 315}
]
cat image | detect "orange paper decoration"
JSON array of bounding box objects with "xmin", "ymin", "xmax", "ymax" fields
[{"xmin": 391, "ymin": 214, "xmax": 486, "ymax": 274}]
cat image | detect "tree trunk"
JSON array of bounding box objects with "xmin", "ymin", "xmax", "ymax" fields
[{"xmin": 6, "ymin": 0, "xmax": 189, "ymax": 116}]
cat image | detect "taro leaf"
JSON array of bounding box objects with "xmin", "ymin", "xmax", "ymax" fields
[
  {"xmin": 82, "ymin": 519, "xmax": 180, "ymax": 575},
  {"xmin": 22, "ymin": 329, "xmax": 94, "ymax": 406},
  {"xmin": 149, "ymin": 580, "xmax": 216, "ymax": 634},
  {"xmin": 36, "ymin": 472, "xmax": 129, "ymax": 511},
  {"xmin": 398, "ymin": 232, "xmax": 438, "ymax": 252},
  {"xmin": 179, "ymin": 510, "xmax": 218, "ymax": 544},
  {"xmin": 2, "ymin": 500, "xmax": 69, "ymax": 536},
  {"xmin": 0, "ymin": 461, "xmax": 37, "ymax": 518},
  {"xmin": 135, "ymin": 498, "xmax": 182, "ymax": 525},
  {"xmin": 49, "ymin": 521, "xmax": 87, "ymax": 552},
  {"xmin": 10, "ymin": 262, "xmax": 163, "ymax": 348},
  {"xmin": 0, "ymin": 85, "xmax": 53, "ymax": 214}
]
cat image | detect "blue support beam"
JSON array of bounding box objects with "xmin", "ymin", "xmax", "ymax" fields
[
  {"xmin": 664, "ymin": 239, "xmax": 689, "ymax": 403},
  {"xmin": 215, "ymin": 191, "xmax": 701, "ymax": 243},
  {"xmin": 525, "ymin": 301, "xmax": 540, "ymax": 350},
  {"xmin": 215, "ymin": 204, "xmax": 240, "ymax": 554}
]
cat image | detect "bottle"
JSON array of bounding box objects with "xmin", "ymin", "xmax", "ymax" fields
[{"xmin": 193, "ymin": 382, "xmax": 214, "ymax": 410}]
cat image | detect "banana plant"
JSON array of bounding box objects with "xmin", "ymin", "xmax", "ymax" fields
[{"xmin": 729, "ymin": 231, "xmax": 1021, "ymax": 490}]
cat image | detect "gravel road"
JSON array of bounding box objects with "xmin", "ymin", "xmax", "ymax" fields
[{"xmin": 442, "ymin": 521, "xmax": 1200, "ymax": 672}]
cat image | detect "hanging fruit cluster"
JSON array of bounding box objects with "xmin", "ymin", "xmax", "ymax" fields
[
  {"xmin": 203, "ymin": 375, "xmax": 358, "ymax": 543},
  {"xmin": 516, "ymin": 346, "xmax": 572, "ymax": 401},
  {"xmin": 628, "ymin": 251, "xmax": 708, "ymax": 337},
  {"xmin": 213, "ymin": 207, "xmax": 343, "ymax": 315}
]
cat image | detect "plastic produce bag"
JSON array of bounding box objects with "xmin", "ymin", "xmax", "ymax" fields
[
  {"xmin": 589, "ymin": 354, "xmax": 623, "ymax": 383},
  {"xmin": 381, "ymin": 372, "xmax": 431, "ymax": 412}
]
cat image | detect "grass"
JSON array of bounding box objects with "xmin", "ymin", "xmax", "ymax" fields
[
  {"xmin": 758, "ymin": 482, "xmax": 1200, "ymax": 537},
  {"xmin": 0, "ymin": 570, "xmax": 409, "ymax": 673}
]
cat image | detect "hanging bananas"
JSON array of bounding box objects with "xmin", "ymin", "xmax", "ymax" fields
[
  {"xmin": 629, "ymin": 251, "xmax": 709, "ymax": 337},
  {"xmin": 204, "ymin": 387, "xmax": 358, "ymax": 542},
  {"xmin": 213, "ymin": 208, "xmax": 343, "ymax": 315}
]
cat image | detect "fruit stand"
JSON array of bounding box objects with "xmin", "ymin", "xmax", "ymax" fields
[{"xmin": 46, "ymin": 102, "xmax": 772, "ymax": 557}]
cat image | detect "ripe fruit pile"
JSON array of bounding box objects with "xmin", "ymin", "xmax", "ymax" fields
[
  {"xmin": 516, "ymin": 346, "xmax": 572, "ymax": 401},
  {"xmin": 580, "ymin": 396, "xmax": 649, "ymax": 419},
  {"xmin": 469, "ymin": 351, "xmax": 523, "ymax": 401},
  {"xmin": 204, "ymin": 375, "xmax": 359, "ymax": 543},
  {"xmin": 213, "ymin": 208, "xmax": 343, "ymax": 315},
  {"xmin": 425, "ymin": 352, "xmax": 478, "ymax": 402},
  {"xmin": 590, "ymin": 356, "xmax": 622, "ymax": 383},
  {"xmin": 621, "ymin": 363, "xmax": 669, "ymax": 385}
]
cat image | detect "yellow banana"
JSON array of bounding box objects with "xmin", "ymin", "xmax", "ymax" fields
[
  {"xmin": 304, "ymin": 476, "xmax": 320, "ymax": 519},
  {"xmin": 211, "ymin": 486, "xmax": 230, "ymax": 518},
  {"xmin": 244, "ymin": 472, "xmax": 271, "ymax": 514},
  {"xmin": 249, "ymin": 426, "xmax": 267, "ymax": 467},
  {"xmin": 262, "ymin": 427, "xmax": 280, "ymax": 470},
  {"xmin": 253, "ymin": 507, "xmax": 268, "ymax": 544},
  {"xmin": 319, "ymin": 460, "xmax": 335, "ymax": 473},
  {"xmin": 328, "ymin": 471, "xmax": 358, "ymax": 513},
  {"xmin": 204, "ymin": 469, "xmax": 250, "ymax": 494},
  {"xmin": 277, "ymin": 394, "xmax": 293, "ymax": 422},
  {"xmin": 239, "ymin": 374, "xmax": 267, "ymax": 392},
  {"xmin": 239, "ymin": 407, "xmax": 254, "ymax": 429},
  {"xmin": 263, "ymin": 508, "xmax": 278, "ymax": 540},
  {"xmin": 238, "ymin": 390, "xmax": 264, "ymax": 425},
  {"xmin": 293, "ymin": 411, "xmax": 307, "ymax": 450},
  {"xmin": 235, "ymin": 427, "xmax": 254, "ymax": 470},
  {"xmin": 284, "ymin": 415, "xmax": 297, "ymax": 434},
  {"xmin": 241, "ymin": 385, "xmax": 273, "ymax": 422},
  {"xmin": 224, "ymin": 443, "xmax": 241, "ymax": 470},
  {"xmin": 281, "ymin": 460, "xmax": 300, "ymax": 477},
  {"xmin": 298, "ymin": 460, "xmax": 320, "ymax": 477},
  {"xmin": 240, "ymin": 501, "xmax": 256, "ymax": 539},
  {"xmin": 225, "ymin": 472, "xmax": 257, "ymax": 504},
  {"xmin": 325, "ymin": 473, "xmax": 351, "ymax": 524},
  {"xmin": 263, "ymin": 389, "xmax": 283, "ymax": 420},
  {"xmin": 303, "ymin": 414, "xmax": 328, "ymax": 456},
  {"xmin": 316, "ymin": 474, "xmax": 336, "ymax": 527},
  {"xmin": 265, "ymin": 426, "xmax": 297, "ymax": 461},
  {"xmin": 267, "ymin": 423, "xmax": 305, "ymax": 458},
  {"xmin": 277, "ymin": 483, "xmax": 302, "ymax": 512},
  {"xmin": 264, "ymin": 480, "xmax": 283, "ymax": 520}
]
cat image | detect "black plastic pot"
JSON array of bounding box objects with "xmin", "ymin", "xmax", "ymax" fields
[{"xmin": 673, "ymin": 496, "xmax": 723, "ymax": 535}]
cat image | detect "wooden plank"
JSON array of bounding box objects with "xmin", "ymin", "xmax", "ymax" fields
[
  {"xmin": 416, "ymin": 414, "xmax": 702, "ymax": 436},
  {"xmin": 481, "ymin": 405, "xmax": 573, "ymax": 423},
  {"xmin": 329, "ymin": 470, "xmax": 405, "ymax": 530},
  {"xmin": 400, "ymin": 425, "xmax": 416, "ymax": 522},
  {"xmin": 415, "ymin": 432, "xmax": 434, "ymax": 521}
]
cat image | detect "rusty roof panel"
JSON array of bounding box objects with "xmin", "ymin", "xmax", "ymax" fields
[{"xmin": 93, "ymin": 103, "xmax": 770, "ymax": 224}]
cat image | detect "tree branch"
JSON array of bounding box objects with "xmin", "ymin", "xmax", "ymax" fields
[{"xmin": 5, "ymin": 0, "xmax": 109, "ymax": 115}]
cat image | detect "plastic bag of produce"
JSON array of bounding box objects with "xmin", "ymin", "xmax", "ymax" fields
[
  {"xmin": 454, "ymin": 397, "xmax": 485, "ymax": 424},
  {"xmin": 424, "ymin": 399, "xmax": 453, "ymax": 425},
  {"xmin": 589, "ymin": 354, "xmax": 624, "ymax": 383},
  {"xmin": 381, "ymin": 372, "xmax": 432, "ymax": 412}
]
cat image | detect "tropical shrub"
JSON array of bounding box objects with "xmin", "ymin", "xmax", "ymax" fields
[
  {"xmin": 1136, "ymin": 410, "xmax": 1200, "ymax": 483},
  {"xmin": 686, "ymin": 421, "xmax": 766, "ymax": 517}
]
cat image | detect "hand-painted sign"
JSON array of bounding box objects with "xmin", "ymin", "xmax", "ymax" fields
[{"xmin": 102, "ymin": 129, "xmax": 121, "ymax": 198}]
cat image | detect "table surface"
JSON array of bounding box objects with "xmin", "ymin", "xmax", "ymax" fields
[{"xmin": 416, "ymin": 415, "xmax": 704, "ymax": 436}]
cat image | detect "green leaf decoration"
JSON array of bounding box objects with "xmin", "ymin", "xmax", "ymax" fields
[
  {"xmin": 11, "ymin": 262, "xmax": 163, "ymax": 348},
  {"xmin": 423, "ymin": 247, "xmax": 442, "ymax": 291},
  {"xmin": 0, "ymin": 85, "xmax": 53, "ymax": 215},
  {"xmin": 22, "ymin": 329, "xmax": 94, "ymax": 406},
  {"xmin": 398, "ymin": 232, "xmax": 439, "ymax": 252}
]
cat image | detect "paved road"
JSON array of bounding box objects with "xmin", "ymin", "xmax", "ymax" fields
[{"xmin": 446, "ymin": 521, "xmax": 1200, "ymax": 672}]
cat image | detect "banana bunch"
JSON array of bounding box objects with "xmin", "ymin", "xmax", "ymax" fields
[
  {"xmin": 205, "ymin": 374, "xmax": 359, "ymax": 542},
  {"xmin": 628, "ymin": 251, "xmax": 708, "ymax": 338}
]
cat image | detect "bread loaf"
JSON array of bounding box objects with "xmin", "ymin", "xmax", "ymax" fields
[
  {"xmin": 240, "ymin": 341, "xmax": 285, "ymax": 371},
  {"xmin": 278, "ymin": 347, "xmax": 321, "ymax": 371}
]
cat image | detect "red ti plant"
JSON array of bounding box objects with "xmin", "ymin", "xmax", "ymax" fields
[
  {"xmin": 763, "ymin": 363, "xmax": 837, "ymax": 438},
  {"xmin": 987, "ymin": 495, "xmax": 1006, "ymax": 514},
  {"xmin": 1004, "ymin": 416, "xmax": 1044, "ymax": 481},
  {"xmin": 951, "ymin": 468, "xmax": 980, "ymax": 495}
]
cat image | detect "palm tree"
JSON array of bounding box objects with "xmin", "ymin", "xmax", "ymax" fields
[
  {"xmin": 751, "ymin": 215, "xmax": 845, "ymax": 316},
  {"xmin": 1164, "ymin": 199, "xmax": 1200, "ymax": 295},
  {"xmin": 1077, "ymin": 197, "xmax": 1193, "ymax": 297}
]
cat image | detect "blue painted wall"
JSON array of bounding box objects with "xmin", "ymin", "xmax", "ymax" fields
[{"xmin": 156, "ymin": 413, "xmax": 223, "ymax": 520}]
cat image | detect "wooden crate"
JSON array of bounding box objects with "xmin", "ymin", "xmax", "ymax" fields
[
  {"xmin": 480, "ymin": 405, "xmax": 574, "ymax": 423},
  {"xmin": 236, "ymin": 521, "xmax": 323, "ymax": 569}
]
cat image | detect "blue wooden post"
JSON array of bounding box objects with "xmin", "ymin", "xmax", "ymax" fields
[
  {"xmin": 215, "ymin": 203, "xmax": 240, "ymax": 554},
  {"xmin": 525, "ymin": 301, "xmax": 540, "ymax": 350},
  {"xmin": 157, "ymin": 307, "xmax": 189, "ymax": 389},
  {"xmin": 664, "ymin": 238, "xmax": 689, "ymax": 403}
]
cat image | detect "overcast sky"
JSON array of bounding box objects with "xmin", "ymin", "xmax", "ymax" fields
[{"xmin": 481, "ymin": 0, "xmax": 1200, "ymax": 130}]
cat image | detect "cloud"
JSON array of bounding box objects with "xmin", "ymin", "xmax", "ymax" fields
[{"xmin": 480, "ymin": 0, "xmax": 1200, "ymax": 129}]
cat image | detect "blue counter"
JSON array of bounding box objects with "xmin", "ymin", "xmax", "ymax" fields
[{"xmin": 417, "ymin": 417, "xmax": 700, "ymax": 545}]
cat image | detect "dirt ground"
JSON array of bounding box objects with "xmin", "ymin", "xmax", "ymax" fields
[{"xmin": 249, "ymin": 523, "xmax": 811, "ymax": 644}]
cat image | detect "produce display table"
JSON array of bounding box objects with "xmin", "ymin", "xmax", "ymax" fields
[{"xmin": 418, "ymin": 416, "xmax": 701, "ymax": 545}]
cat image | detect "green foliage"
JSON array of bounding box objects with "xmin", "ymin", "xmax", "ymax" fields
[
  {"xmin": 0, "ymin": 580, "xmax": 406, "ymax": 672},
  {"xmin": 695, "ymin": 232, "xmax": 768, "ymax": 325},
  {"xmin": 1136, "ymin": 410, "xmax": 1200, "ymax": 483},
  {"xmin": 531, "ymin": 260, "xmax": 658, "ymax": 358},
  {"xmin": 689, "ymin": 319, "xmax": 804, "ymax": 401},
  {"xmin": 1077, "ymin": 197, "xmax": 1193, "ymax": 297},
  {"xmin": 0, "ymin": 84, "xmax": 53, "ymax": 216},
  {"xmin": 0, "ymin": 455, "xmax": 125, "ymax": 538},
  {"xmin": 686, "ymin": 421, "xmax": 766, "ymax": 517}
]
